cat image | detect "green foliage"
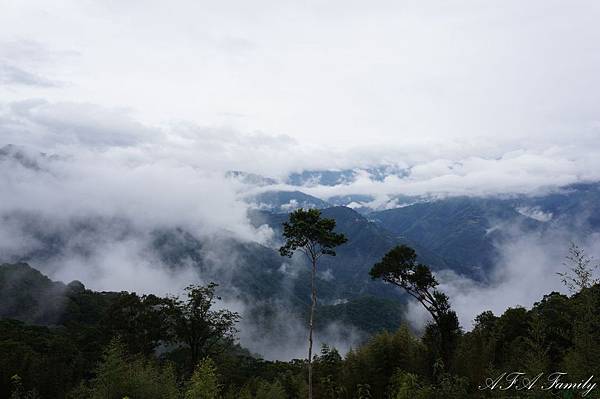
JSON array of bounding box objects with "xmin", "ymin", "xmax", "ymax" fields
[
  {"xmin": 255, "ymin": 380, "xmax": 287, "ymax": 399},
  {"xmin": 314, "ymin": 345, "xmax": 344, "ymax": 398},
  {"xmin": 316, "ymin": 296, "xmax": 404, "ymax": 335},
  {"xmin": 370, "ymin": 245, "xmax": 461, "ymax": 369},
  {"xmin": 355, "ymin": 383, "xmax": 372, "ymax": 399},
  {"xmin": 237, "ymin": 384, "xmax": 254, "ymax": 399},
  {"xmin": 369, "ymin": 245, "xmax": 450, "ymax": 323},
  {"xmin": 74, "ymin": 339, "xmax": 179, "ymax": 399},
  {"xmin": 186, "ymin": 357, "xmax": 221, "ymax": 399},
  {"xmin": 0, "ymin": 319, "xmax": 84, "ymax": 398},
  {"xmin": 563, "ymin": 286, "xmax": 600, "ymax": 378},
  {"xmin": 342, "ymin": 326, "xmax": 424, "ymax": 398},
  {"xmin": 557, "ymin": 242, "xmax": 600, "ymax": 294},
  {"xmin": 522, "ymin": 313, "xmax": 550, "ymax": 373},
  {"xmin": 103, "ymin": 292, "xmax": 169, "ymax": 356},
  {"xmin": 9, "ymin": 375, "xmax": 40, "ymax": 399},
  {"xmin": 6, "ymin": 241, "xmax": 600, "ymax": 399},
  {"xmin": 279, "ymin": 208, "xmax": 348, "ymax": 259},
  {"xmin": 0, "ymin": 263, "xmax": 68, "ymax": 325},
  {"xmin": 165, "ymin": 282, "xmax": 240, "ymax": 368},
  {"xmin": 389, "ymin": 371, "xmax": 433, "ymax": 399}
]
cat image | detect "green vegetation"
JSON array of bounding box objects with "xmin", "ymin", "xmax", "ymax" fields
[{"xmin": 2, "ymin": 224, "xmax": 600, "ymax": 397}]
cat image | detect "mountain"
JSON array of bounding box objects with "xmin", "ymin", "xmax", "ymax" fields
[
  {"xmin": 5, "ymin": 146, "xmax": 600, "ymax": 340},
  {"xmin": 286, "ymin": 166, "xmax": 409, "ymax": 187},
  {"xmin": 0, "ymin": 206, "xmax": 417, "ymax": 335},
  {"xmin": 0, "ymin": 263, "xmax": 68, "ymax": 325},
  {"xmin": 0, "ymin": 144, "xmax": 43, "ymax": 171},
  {"xmin": 246, "ymin": 182, "xmax": 600, "ymax": 282},
  {"xmin": 247, "ymin": 190, "xmax": 330, "ymax": 212},
  {"xmin": 368, "ymin": 182, "xmax": 600, "ymax": 278},
  {"xmin": 369, "ymin": 197, "xmax": 539, "ymax": 277},
  {"xmin": 0, "ymin": 262, "xmax": 117, "ymax": 327},
  {"xmin": 249, "ymin": 206, "xmax": 450, "ymax": 300},
  {"xmin": 0, "ymin": 260, "xmax": 406, "ymax": 342},
  {"xmin": 226, "ymin": 170, "xmax": 279, "ymax": 186},
  {"xmin": 286, "ymin": 170, "xmax": 358, "ymax": 186}
]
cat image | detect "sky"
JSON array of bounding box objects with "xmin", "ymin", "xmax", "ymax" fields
[{"xmin": 1, "ymin": 0, "xmax": 599, "ymax": 156}]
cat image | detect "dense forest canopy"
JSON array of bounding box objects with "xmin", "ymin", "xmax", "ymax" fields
[{"xmin": 2, "ymin": 238, "xmax": 600, "ymax": 398}]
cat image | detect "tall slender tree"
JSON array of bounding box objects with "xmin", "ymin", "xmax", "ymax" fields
[{"xmin": 280, "ymin": 208, "xmax": 347, "ymax": 399}]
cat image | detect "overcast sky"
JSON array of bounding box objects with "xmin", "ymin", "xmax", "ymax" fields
[
  {"xmin": 1, "ymin": 0, "xmax": 600, "ymax": 187},
  {"xmin": 2, "ymin": 1, "xmax": 599, "ymax": 144}
]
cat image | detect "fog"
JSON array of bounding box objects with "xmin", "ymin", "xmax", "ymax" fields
[
  {"xmin": 405, "ymin": 224, "xmax": 600, "ymax": 331},
  {"xmin": 0, "ymin": 140, "xmax": 366, "ymax": 358}
]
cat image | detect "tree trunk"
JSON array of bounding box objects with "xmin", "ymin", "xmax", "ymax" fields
[{"xmin": 308, "ymin": 258, "xmax": 317, "ymax": 399}]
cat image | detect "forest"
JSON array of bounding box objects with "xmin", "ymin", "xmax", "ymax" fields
[{"xmin": 1, "ymin": 209, "xmax": 599, "ymax": 399}]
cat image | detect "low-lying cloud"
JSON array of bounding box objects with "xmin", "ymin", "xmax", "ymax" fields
[
  {"xmin": 1, "ymin": 98, "xmax": 600, "ymax": 358},
  {"xmin": 405, "ymin": 225, "xmax": 600, "ymax": 331}
]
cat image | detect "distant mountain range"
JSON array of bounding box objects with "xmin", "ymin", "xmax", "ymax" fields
[
  {"xmin": 3, "ymin": 145, "xmax": 600, "ymax": 338},
  {"xmin": 242, "ymin": 181, "xmax": 600, "ymax": 280}
]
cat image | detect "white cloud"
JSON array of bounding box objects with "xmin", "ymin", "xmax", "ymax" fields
[
  {"xmin": 405, "ymin": 228, "xmax": 600, "ymax": 331},
  {"xmin": 1, "ymin": 1, "xmax": 599, "ymax": 148},
  {"xmin": 516, "ymin": 206, "xmax": 553, "ymax": 222}
]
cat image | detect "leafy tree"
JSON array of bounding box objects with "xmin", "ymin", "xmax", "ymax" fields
[
  {"xmin": 557, "ymin": 242, "xmax": 599, "ymax": 293},
  {"xmin": 237, "ymin": 384, "xmax": 254, "ymax": 399},
  {"xmin": 341, "ymin": 326, "xmax": 424, "ymax": 398},
  {"xmin": 522, "ymin": 313, "xmax": 550, "ymax": 374},
  {"xmin": 530, "ymin": 293, "xmax": 573, "ymax": 367},
  {"xmin": 103, "ymin": 292, "xmax": 169, "ymax": 356},
  {"xmin": 255, "ymin": 380, "xmax": 287, "ymax": 399},
  {"xmin": 165, "ymin": 283, "xmax": 240, "ymax": 368},
  {"xmin": 563, "ymin": 286, "xmax": 600, "ymax": 378},
  {"xmin": 279, "ymin": 208, "xmax": 347, "ymax": 399},
  {"xmin": 0, "ymin": 319, "xmax": 84, "ymax": 398},
  {"xmin": 389, "ymin": 371, "xmax": 432, "ymax": 399},
  {"xmin": 356, "ymin": 383, "xmax": 372, "ymax": 399},
  {"xmin": 369, "ymin": 245, "xmax": 460, "ymax": 369},
  {"xmin": 72, "ymin": 339, "xmax": 178, "ymax": 399},
  {"xmin": 9, "ymin": 375, "xmax": 40, "ymax": 399},
  {"xmin": 186, "ymin": 357, "xmax": 221, "ymax": 399},
  {"xmin": 493, "ymin": 307, "xmax": 532, "ymax": 369},
  {"xmin": 454, "ymin": 311, "xmax": 497, "ymax": 386},
  {"xmin": 315, "ymin": 345, "xmax": 344, "ymax": 398}
]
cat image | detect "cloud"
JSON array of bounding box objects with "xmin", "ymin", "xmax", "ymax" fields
[
  {"xmin": 516, "ymin": 206, "xmax": 553, "ymax": 222},
  {"xmin": 2, "ymin": 1, "xmax": 600, "ymax": 149},
  {"xmin": 3, "ymin": 97, "xmax": 600, "ymax": 206},
  {"xmin": 0, "ymin": 150, "xmax": 257, "ymax": 241},
  {"xmin": 0, "ymin": 63, "xmax": 60, "ymax": 87},
  {"xmin": 405, "ymin": 225, "xmax": 600, "ymax": 331},
  {"xmin": 50, "ymin": 232, "xmax": 201, "ymax": 296},
  {"xmin": 2, "ymin": 100, "xmax": 161, "ymax": 148},
  {"xmin": 284, "ymin": 146, "xmax": 600, "ymax": 206},
  {"xmin": 0, "ymin": 40, "xmax": 75, "ymax": 88},
  {"xmin": 236, "ymin": 299, "xmax": 365, "ymax": 360}
]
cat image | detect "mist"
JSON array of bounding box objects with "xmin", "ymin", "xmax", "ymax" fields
[
  {"xmin": 0, "ymin": 142, "xmax": 371, "ymax": 359},
  {"xmin": 405, "ymin": 222, "xmax": 600, "ymax": 331}
]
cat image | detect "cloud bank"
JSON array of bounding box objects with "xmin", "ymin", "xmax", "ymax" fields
[{"xmin": 404, "ymin": 226, "xmax": 600, "ymax": 332}]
